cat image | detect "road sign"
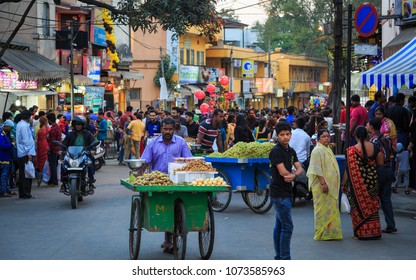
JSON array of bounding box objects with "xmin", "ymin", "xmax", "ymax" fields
[{"xmin": 354, "ymin": 3, "xmax": 378, "ymax": 37}]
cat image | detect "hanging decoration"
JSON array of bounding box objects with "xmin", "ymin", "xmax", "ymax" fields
[
  {"xmin": 200, "ymin": 103, "xmax": 209, "ymax": 114},
  {"xmin": 209, "ymin": 93, "xmax": 217, "ymax": 99},
  {"xmin": 102, "ymin": 9, "xmax": 120, "ymax": 72},
  {"xmin": 195, "ymin": 90, "xmax": 205, "ymax": 100},
  {"xmin": 224, "ymin": 91, "xmax": 236, "ymax": 100},
  {"xmin": 206, "ymin": 84, "xmax": 216, "ymax": 94},
  {"xmin": 220, "ymin": 76, "xmax": 229, "ymax": 86}
]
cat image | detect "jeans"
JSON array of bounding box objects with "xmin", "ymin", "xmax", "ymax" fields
[
  {"xmin": 395, "ymin": 170, "xmax": 409, "ymax": 187},
  {"xmin": 271, "ymin": 197, "xmax": 293, "ymax": 260},
  {"xmin": 377, "ymin": 166, "xmax": 396, "ymax": 230},
  {"xmin": 0, "ymin": 163, "xmax": 11, "ymax": 195}
]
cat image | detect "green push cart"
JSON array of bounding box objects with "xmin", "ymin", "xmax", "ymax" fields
[{"xmin": 121, "ymin": 179, "xmax": 230, "ymax": 260}]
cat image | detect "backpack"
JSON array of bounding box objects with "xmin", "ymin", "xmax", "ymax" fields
[{"xmin": 371, "ymin": 133, "xmax": 393, "ymax": 165}]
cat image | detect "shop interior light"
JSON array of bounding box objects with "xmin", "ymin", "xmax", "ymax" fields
[
  {"xmin": 15, "ymin": 100, "xmax": 21, "ymax": 106},
  {"xmin": 0, "ymin": 67, "xmax": 12, "ymax": 73}
]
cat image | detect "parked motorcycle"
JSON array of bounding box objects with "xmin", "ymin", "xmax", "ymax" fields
[
  {"xmin": 292, "ymin": 163, "xmax": 312, "ymax": 205},
  {"xmin": 54, "ymin": 140, "xmax": 99, "ymax": 209},
  {"xmin": 92, "ymin": 141, "xmax": 105, "ymax": 171}
]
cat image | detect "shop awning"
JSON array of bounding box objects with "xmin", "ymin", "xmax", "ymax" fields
[
  {"xmin": 383, "ymin": 27, "xmax": 416, "ymax": 58},
  {"xmin": 361, "ymin": 36, "xmax": 416, "ymax": 90},
  {"xmin": 1, "ymin": 49, "xmax": 68, "ymax": 81},
  {"xmin": 1, "ymin": 90, "xmax": 57, "ymax": 97},
  {"xmin": 108, "ymin": 71, "xmax": 144, "ymax": 80},
  {"xmin": 184, "ymin": 85, "xmax": 202, "ymax": 94}
]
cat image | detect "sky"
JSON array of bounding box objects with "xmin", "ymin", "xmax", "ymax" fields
[{"xmin": 217, "ymin": 0, "xmax": 269, "ymax": 27}]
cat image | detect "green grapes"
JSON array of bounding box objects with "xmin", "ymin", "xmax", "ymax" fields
[{"xmin": 210, "ymin": 142, "xmax": 275, "ymax": 158}]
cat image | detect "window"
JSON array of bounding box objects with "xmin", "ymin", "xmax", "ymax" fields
[
  {"xmin": 190, "ymin": 50, "xmax": 195, "ymax": 65},
  {"xmin": 130, "ymin": 88, "xmax": 141, "ymax": 100},
  {"xmin": 200, "ymin": 51, "xmax": 204, "ymax": 65},
  {"xmin": 186, "ymin": 49, "xmax": 190, "ymax": 65},
  {"xmin": 180, "ymin": 48, "xmax": 184, "ymax": 65},
  {"xmin": 43, "ymin": 2, "xmax": 50, "ymax": 36},
  {"xmin": 196, "ymin": 51, "xmax": 200, "ymax": 65}
]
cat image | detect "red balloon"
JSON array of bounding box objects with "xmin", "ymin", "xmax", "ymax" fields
[
  {"xmin": 210, "ymin": 93, "xmax": 217, "ymax": 99},
  {"xmin": 195, "ymin": 90, "xmax": 205, "ymax": 100},
  {"xmin": 220, "ymin": 76, "xmax": 229, "ymax": 86},
  {"xmin": 200, "ymin": 103, "xmax": 209, "ymax": 114},
  {"xmin": 206, "ymin": 84, "xmax": 216, "ymax": 94},
  {"xmin": 225, "ymin": 91, "xmax": 235, "ymax": 100}
]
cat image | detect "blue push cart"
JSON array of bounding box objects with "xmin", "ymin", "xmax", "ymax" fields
[{"xmin": 204, "ymin": 157, "xmax": 272, "ymax": 214}]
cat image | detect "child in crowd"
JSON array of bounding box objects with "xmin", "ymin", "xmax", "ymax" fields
[{"xmin": 393, "ymin": 143, "xmax": 411, "ymax": 194}]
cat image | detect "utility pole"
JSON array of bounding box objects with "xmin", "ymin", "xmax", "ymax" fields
[
  {"xmin": 69, "ymin": 21, "xmax": 75, "ymax": 120},
  {"xmin": 345, "ymin": 4, "xmax": 353, "ymax": 148},
  {"xmin": 268, "ymin": 39, "xmax": 272, "ymax": 108},
  {"xmin": 230, "ymin": 46, "xmax": 233, "ymax": 92},
  {"xmin": 332, "ymin": 0, "xmax": 343, "ymax": 125},
  {"xmin": 159, "ymin": 47, "xmax": 166, "ymax": 110}
]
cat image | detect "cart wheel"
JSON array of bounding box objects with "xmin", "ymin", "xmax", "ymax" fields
[
  {"xmin": 198, "ymin": 200, "xmax": 215, "ymax": 260},
  {"xmin": 244, "ymin": 169, "xmax": 273, "ymax": 214},
  {"xmin": 173, "ymin": 200, "xmax": 187, "ymax": 260},
  {"xmin": 211, "ymin": 170, "xmax": 232, "ymax": 212},
  {"xmin": 129, "ymin": 198, "xmax": 142, "ymax": 260}
]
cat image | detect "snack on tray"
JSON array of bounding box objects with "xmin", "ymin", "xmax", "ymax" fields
[{"xmin": 174, "ymin": 159, "xmax": 217, "ymax": 173}]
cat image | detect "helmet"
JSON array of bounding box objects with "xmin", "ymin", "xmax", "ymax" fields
[{"xmin": 71, "ymin": 116, "xmax": 86, "ymax": 128}]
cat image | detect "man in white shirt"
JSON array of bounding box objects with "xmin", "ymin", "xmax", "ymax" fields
[{"xmin": 288, "ymin": 117, "xmax": 312, "ymax": 168}]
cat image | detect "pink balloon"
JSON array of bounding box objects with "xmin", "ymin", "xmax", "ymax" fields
[
  {"xmin": 206, "ymin": 84, "xmax": 216, "ymax": 94},
  {"xmin": 220, "ymin": 76, "xmax": 229, "ymax": 86},
  {"xmin": 200, "ymin": 103, "xmax": 209, "ymax": 114}
]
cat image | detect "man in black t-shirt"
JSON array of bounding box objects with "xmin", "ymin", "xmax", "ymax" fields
[
  {"xmin": 269, "ymin": 121, "xmax": 302, "ymax": 260},
  {"xmin": 184, "ymin": 111, "xmax": 199, "ymax": 139}
]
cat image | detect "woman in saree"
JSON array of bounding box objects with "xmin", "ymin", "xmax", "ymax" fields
[
  {"xmin": 342, "ymin": 126, "xmax": 384, "ymax": 240},
  {"xmin": 375, "ymin": 106, "xmax": 397, "ymax": 147},
  {"xmin": 35, "ymin": 116, "xmax": 50, "ymax": 183},
  {"xmin": 307, "ymin": 129, "xmax": 342, "ymax": 240}
]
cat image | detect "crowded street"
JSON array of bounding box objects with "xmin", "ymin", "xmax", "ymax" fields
[{"xmin": 0, "ymin": 160, "xmax": 415, "ymax": 260}]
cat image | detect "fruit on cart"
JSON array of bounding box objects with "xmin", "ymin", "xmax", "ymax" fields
[
  {"xmin": 174, "ymin": 160, "xmax": 217, "ymax": 173},
  {"xmin": 129, "ymin": 171, "xmax": 174, "ymax": 186},
  {"xmin": 210, "ymin": 142, "xmax": 275, "ymax": 158},
  {"xmin": 184, "ymin": 137, "xmax": 196, "ymax": 143},
  {"xmin": 190, "ymin": 177, "xmax": 227, "ymax": 186}
]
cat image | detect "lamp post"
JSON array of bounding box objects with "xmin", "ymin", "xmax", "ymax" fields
[{"xmin": 69, "ymin": 21, "xmax": 75, "ymax": 120}]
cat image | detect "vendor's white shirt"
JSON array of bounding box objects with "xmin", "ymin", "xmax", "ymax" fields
[{"xmin": 288, "ymin": 128, "xmax": 312, "ymax": 164}]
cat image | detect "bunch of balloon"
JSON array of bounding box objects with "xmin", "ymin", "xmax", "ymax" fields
[
  {"xmin": 200, "ymin": 103, "xmax": 210, "ymax": 114},
  {"xmin": 102, "ymin": 9, "xmax": 120, "ymax": 72},
  {"xmin": 195, "ymin": 90, "xmax": 205, "ymax": 100},
  {"xmin": 206, "ymin": 84, "xmax": 216, "ymax": 94}
]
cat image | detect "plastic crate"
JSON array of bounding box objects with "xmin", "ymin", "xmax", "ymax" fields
[{"xmin": 170, "ymin": 171, "xmax": 217, "ymax": 184}]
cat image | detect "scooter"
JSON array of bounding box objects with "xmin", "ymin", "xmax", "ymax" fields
[
  {"xmin": 54, "ymin": 140, "xmax": 99, "ymax": 209},
  {"xmin": 92, "ymin": 141, "xmax": 105, "ymax": 171}
]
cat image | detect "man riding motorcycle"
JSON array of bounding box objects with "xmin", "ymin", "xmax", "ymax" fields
[{"xmin": 60, "ymin": 116, "xmax": 96, "ymax": 194}]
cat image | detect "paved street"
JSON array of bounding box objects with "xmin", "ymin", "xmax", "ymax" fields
[{"xmin": 0, "ymin": 160, "xmax": 415, "ymax": 260}]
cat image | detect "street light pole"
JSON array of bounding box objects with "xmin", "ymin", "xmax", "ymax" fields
[
  {"xmin": 229, "ymin": 46, "xmax": 233, "ymax": 92},
  {"xmin": 69, "ymin": 21, "xmax": 75, "ymax": 120}
]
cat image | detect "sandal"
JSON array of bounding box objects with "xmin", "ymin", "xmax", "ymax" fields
[
  {"xmin": 405, "ymin": 190, "xmax": 410, "ymax": 195},
  {"xmin": 392, "ymin": 186, "xmax": 398, "ymax": 193}
]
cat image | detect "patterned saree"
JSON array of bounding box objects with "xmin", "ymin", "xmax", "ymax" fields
[{"xmin": 346, "ymin": 146, "xmax": 381, "ymax": 240}]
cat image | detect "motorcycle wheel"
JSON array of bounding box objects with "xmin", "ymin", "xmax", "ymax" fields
[
  {"xmin": 292, "ymin": 182, "xmax": 309, "ymax": 206},
  {"xmin": 94, "ymin": 160, "xmax": 102, "ymax": 171},
  {"xmin": 70, "ymin": 178, "xmax": 78, "ymax": 209}
]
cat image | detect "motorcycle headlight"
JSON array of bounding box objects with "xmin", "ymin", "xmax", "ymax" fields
[{"xmin": 69, "ymin": 158, "xmax": 81, "ymax": 167}]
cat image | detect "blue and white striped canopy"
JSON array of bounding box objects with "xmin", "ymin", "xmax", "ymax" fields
[{"xmin": 361, "ymin": 37, "xmax": 416, "ymax": 90}]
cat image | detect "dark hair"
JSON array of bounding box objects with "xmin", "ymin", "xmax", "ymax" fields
[
  {"xmin": 365, "ymin": 100, "xmax": 375, "ymax": 109},
  {"xmin": 369, "ymin": 117, "xmax": 382, "ymax": 131},
  {"xmin": 374, "ymin": 90, "xmax": 383, "ymax": 101},
  {"xmin": 47, "ymin": 113, "xmax": 56, "ymax": 122},
  {"xmin": 162, "ymin": 117, "xmax": 175, "ymax": 127},
  {"xmin": 185, "ymin": 111, "xmax": 194, "ymax": 118},
  {"xmin": 21, "ymin": 110, "xmax": 31, "ymax": 120},
  {"xmin": 98, "ymin": 112, "xmax": 104, "ymax": 116},
  {"xmin": 259, "ymin": 118, "xmax": 267, "ymax": 130},
  {"xmin": 395, "ymin": 92, "xmax": 405, "ymax": 103},
  {"xmin": 117, "ymin": 111, "xmax": 123, "ymax": 117},
  {"xmin": 267, "ymin": 118, "xmax": 277, "ymax": 130},
  {"xmin": 2, "ymin": 112, "xmax": 12, "ymax": 122},
  {"xmin": 275, "ymin": 121, "xmax": 292, "ymax": 136},
  {"xmin": 351, "ymin": 94, "xmax": 360, "ymax": 102},
  {"xmin": 14, "ymin": 114, "xmax": 22, "ymax": 123},
  {"xmin": 126, "ymin": 106, "xmax": 133, "ymax": 112},
  {"xmin": 375, "ymin": 106, "xmax": 385, "ymax": 116},
  {"xmin": 295, "ymin": 117, "xmax": 306, "ymax": 129},
  {"xmin": 213, "ymin": 108, "xmax": 223, "ymax": 116},
  {"xmin": 106, "ymin": 112, "xmax": 112, "ymax": 118},
  {"xmin": 287, "ymin": 106, "xmax": 295, "ymax": 115},
  {"xmin": 236, "ymin": 114, "xmax": 249, "ymax": 129},
  {"xmin": 171, "ymin": 106, "xmax": 180, "ymax": 113},
  {"xmin": 355, "ymin": 125, "xmax": 368, "ymax": 165},
  {"xmin": 317, "ymin": 129, "xmax": 329, "ymax": 139}
]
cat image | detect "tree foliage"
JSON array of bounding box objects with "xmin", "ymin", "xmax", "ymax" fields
[
  {"xmin": 258, "ymin": 0, "xmax": 381, "ymax": 57},
  {"xmin": 154, "ymin": 55, "xmax": 177, "ymax": 89},
  {"xmin": 70, "ymin": 0, "xmax": 223, "ymax": 40}
]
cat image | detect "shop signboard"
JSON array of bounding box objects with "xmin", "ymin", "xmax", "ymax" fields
[
  {"xmin": 58, "ymin": 92, "xmax": 66, "ymax": 105},
  {"xmin": 93, "ymin": 27, "xmax": 107, "ymax": 47},
  {"xmin": 0, "ymin": 71, "xmax": 37, "ymax": 90},
  {"xmin": 402, "ymin": 0, "xmax": 416, "ymax": 22},
  {"xmin": 86, "ymin": 56, "xmax": 101, "ymax": 84},
  {"xmin": 166, "ymin": 30, "xmax": 179, "ymax": 74},
  {"xmin": 179, "ymin": 66, "xmax": 223, "ymax": 84},
  {"xmin": 255, "ymin": 78, "xmax": 274, "ymax": 93},
  {"xmin": 85, "ymin": 86, "xmax": 104, "ymax": 112}
]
